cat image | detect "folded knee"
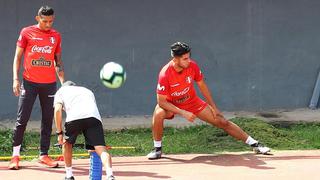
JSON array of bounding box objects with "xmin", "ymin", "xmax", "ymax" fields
[{"xmin": 154, "ymin": 108, "xmax": 167, "ymax": 119}]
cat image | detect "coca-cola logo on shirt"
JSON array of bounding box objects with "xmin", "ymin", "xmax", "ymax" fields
[{"xmin": 31, "ymin": 45, "xmax": 53, "ymax": 54}]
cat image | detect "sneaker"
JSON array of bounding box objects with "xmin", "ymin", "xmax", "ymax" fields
[
  {"xmin": 147, "ymin": 148, "xmax": 162, "ymax": 160},
  {"xmin": 39, "ymin": 155, "xmax": 59, "ymax": 168},
  {"xmin": 107, "ymin": 175, "xmax": 115, "ymax": 180},
  {"xmin": 64, "ymin": 176, "xmax": 75, "ymax": 180},
  {"xmin": 251, "ymin": 142, "xmax": 271, "ymax": 154},
  {"xmin": 8, "ymin": 156, "xmax": 20, "ymax": 170}
]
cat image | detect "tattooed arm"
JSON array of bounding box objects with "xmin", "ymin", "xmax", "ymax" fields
[{"xmin": 55, "ymin": 53, "xmax": 65, "ymax": 84}]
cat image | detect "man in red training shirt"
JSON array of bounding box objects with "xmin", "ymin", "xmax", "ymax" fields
[
  {"xmin": 147, "ymin": 42, "xmax": 270, "ymax": 159},
  {"xmin": 9, "ymin": 5, "xmax": 65, "ymax": 169}
]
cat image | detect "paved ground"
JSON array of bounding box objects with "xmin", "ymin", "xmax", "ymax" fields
[
  {"xmin": 1, "ymin": 108, "xmax": 320, "ymax": 131},
  {"xmin": 0, "ymin": 150, "xmax": 320, "ymax": 180},
  {"xmin": 1, "ymin": 109, "xmax": 320, "ymax": 179}
]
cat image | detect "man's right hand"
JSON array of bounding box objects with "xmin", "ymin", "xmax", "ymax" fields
[
  {"xmin": 181, "ymin": 109, "xmax": 196, "ymax": 122},
  {"xmin": 13, "ymin": 79, "xmax": 20, "ymax": 96},
  {"xmin": 57, "ymin": 134, "xmax": 64, "ymax": 145}
]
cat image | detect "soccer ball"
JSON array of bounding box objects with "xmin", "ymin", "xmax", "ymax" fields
[{"xmin": 100, "ymin": 62, "xmax": 126, "ymax": 88}]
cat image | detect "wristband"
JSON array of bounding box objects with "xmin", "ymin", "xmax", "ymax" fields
[{"xmin": 56, "ymin": 131, "xmax": 63, "ymax": 135}]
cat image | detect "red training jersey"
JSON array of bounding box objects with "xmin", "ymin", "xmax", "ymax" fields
[
  {"xmin": 156, "ymin": 60, "xmax": 204, "ymax": 106},
  {"xmin": 17, "ymin": 25, "xmax": 61, "ymax": 83}
]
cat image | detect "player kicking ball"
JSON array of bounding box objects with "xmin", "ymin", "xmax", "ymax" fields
[
  {"xmin": 147, "ymin": 42, "xmax": 270, "ymax": 160},
  {"xmin": 54, "ymin": 81, "xmax": 115, "ymax": 180}
]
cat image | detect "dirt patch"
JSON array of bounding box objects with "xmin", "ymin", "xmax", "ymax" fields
[
  {"xmin": 257, "ymin": 112, "xmax": 281, "ymax": 118},
  {"xmin": 1, "ymin": 150, "xmax": 320, "ymax": 180}
]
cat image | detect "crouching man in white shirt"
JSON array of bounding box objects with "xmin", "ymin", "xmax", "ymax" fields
[{"xmin": 54, "ymin": 81, "xmax": 115, "ymax": 180}]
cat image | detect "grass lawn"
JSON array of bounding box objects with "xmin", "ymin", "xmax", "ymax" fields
[{"xmin": 1, "ymin": 117, "xmax": 320, "ymax": 159}]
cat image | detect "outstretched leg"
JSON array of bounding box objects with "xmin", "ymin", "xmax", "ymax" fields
[
  {"xmin": 197, "ymin": 105, "xmax": 270, "ymax": 154},
  {"xmin": 197, "ymin": 106, "xmax": 248, "ymax": 141}
]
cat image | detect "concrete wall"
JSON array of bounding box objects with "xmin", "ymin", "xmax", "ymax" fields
[{"xmin": 1, "ymin": 0, "xmax": 320, "ymax": 119}]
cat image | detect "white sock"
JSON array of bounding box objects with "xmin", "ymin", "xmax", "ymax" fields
[
  {"xmin": 245, "ymin": 136, "xmax": 258, "ymax": 145},
  {"xmin": 65, "ymin": 166, "xmax": 73, "ymax": 178},
  {"xmin": 106, "ymin": 167, "xmax": 113, "ymax": 177},
  {"xmin": 12, "ymin": 145, "xmax": 21, "ymax": 157},
  {"xmin": 101, "ymin": 152, "xmax": 113, "ymax": 177},
  {"xmin": 154, "ymin": 140, "xmax": 162, "ymax": 148}
]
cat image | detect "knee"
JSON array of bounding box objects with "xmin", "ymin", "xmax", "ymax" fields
[
  {"xmin": 15, "ymin": 122, "xmax": 27, "ymax": 129},
  {"xmin": 153, "ymin": 106, "xmax": 167, "ymax": 120},
  {"xmin": 215, "ymin": 117, "xmax": 230, "ymax": 129},
  {"xmin": 94, "ymin": 146, "xmax": 107, "ymax": 154}
]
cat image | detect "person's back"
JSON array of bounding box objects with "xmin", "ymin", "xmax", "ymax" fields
[
  {"xmin": 54, "ymin": 81, "xmax": 115, "ymax": 180},
  {"xmin": 54, "ymin": 85, "xmax": 101, "ymax": 123}
]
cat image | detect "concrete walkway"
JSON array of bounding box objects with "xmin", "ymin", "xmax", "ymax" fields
[{"xmin": 1, "ymin": 108, "xmax": 320, "ymax": 131}]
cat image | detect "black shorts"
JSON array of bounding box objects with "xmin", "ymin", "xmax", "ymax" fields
[{"xmin": 64, "ymin": 117, "xmax": 105, "ymax": 150}]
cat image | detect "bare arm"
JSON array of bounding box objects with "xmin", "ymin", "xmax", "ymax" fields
[
  {"xmin": 157, "ymin": 94, "xmax": 196, "ymax": 122},
  {"xmin": 54, "ymin": 53, "xmax": 65, "ymax": 84},
  {"xmin": 54, "ymin": 103, "xmax": 63, "ymax": 132},
  {"xmin": 54, "ymin": 103, "xmax": 64, "ymax": 144},
  {"xmin": 12, "ymin": 46, "xmax": 24, "ymax": 96},
  {"xmin": 197, "ymin": 79, "xmax": 221, "ymax": 115}
]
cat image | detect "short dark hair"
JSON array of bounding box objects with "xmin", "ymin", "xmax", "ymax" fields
[
  {"xmin": 170, "ymin": 42, "xmax": 191, "ymax": 57},
  {"xmin": 38, "ymin": 5, "xmax": 54, "ymax": 16},
  {"xmin": 62, "ymin": 81, "xmax": 76, "ymax": 87}
]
